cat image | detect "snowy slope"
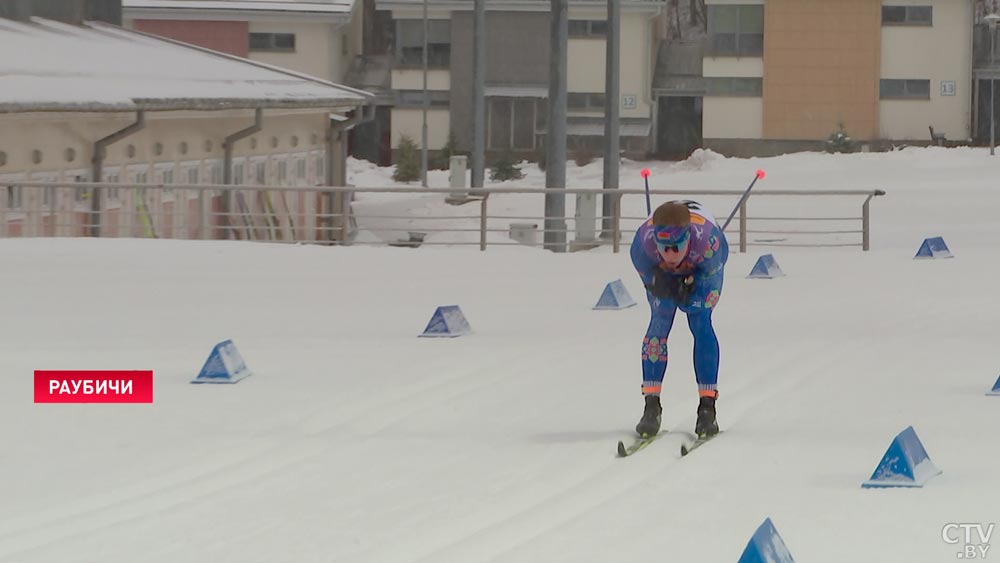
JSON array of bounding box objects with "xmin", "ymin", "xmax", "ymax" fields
[{"xmin": 0, "ymin": 147, "xmax": 998, "ymax": 563}]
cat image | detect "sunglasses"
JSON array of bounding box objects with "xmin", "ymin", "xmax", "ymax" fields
[{"xmin": 657, "ymin": 243, "xmax": 685, "ymax": 253}]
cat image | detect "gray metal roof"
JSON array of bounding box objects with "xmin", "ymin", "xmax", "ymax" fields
[{"xmin": 0, "ymin": 17, "xmax": 371, "ymax": 113}]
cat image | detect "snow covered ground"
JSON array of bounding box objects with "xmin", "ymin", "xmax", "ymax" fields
[{"xmin": 0, "ymin": 147, "xmax": 998, "ymax": 562}]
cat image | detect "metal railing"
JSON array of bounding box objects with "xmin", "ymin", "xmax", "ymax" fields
[{"xmin": 0, "ymin": 181, "xmax": 885, "ymax": 252}]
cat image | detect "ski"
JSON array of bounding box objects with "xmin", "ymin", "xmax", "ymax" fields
[
  {"xmin": 617, "ymin": 430, "xmax": 696, "ymax": 458},
  {"xmin": 680, "ymin": 431, "xmax": 723, "ymax": 456}
]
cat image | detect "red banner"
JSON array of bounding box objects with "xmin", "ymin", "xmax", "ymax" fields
[{"xmin": 34, "ymin": 370, "xmax": 153, "ymax": 403}]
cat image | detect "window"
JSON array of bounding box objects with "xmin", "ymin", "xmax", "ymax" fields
[
  {"xmin": 488, "ymin": 98, "xmax": 537, "ymax": 150},
  {"xmin": 569, "ymin": 20, "xmax": 607, "ymax": 38},
  {"xmin": 106, "ymin": 171, "xmax": 120, "ymax": 202},
  {"xmin": 707, "ymin": 5, "xmax": 764, "ymax": 57},
  {"xmin": 705, "ymin": 77, "xmax": 763, "ymax": 97},
  {"xmin": 296, "ymin": 158, "xmax": 307, "ymax": 182},
  {"xmin": 568, "ymin": 92, "xmax": 607, "ymax": 112},
  {"xmin": 72, "ymin": 173, "xmax": 90, "ymax": 203},
  {"xmin": 880, "ymin": 79, "xmax": 931, "ymax": 99},
  {"xmin": 161, "ymin": 168, "xmax": 174, "ymax": 196},
  {"xmin": 233, "ymin": 163, "xmax": 244, "ymax": 185},
  {"xmin": 278, "ymin": 160, "xmax": 288, "ymax": 184},
  {"xmin": 395, "ymin": 20, "xmax": 450, "ymax": 68},
  {"xmin": 6, "ymin": 185, "xmax": 22, "ymax": 210},
  {"xmin": 882, "ymin": 6, "xmax": 932, "ymax": 26},
  {"xmin": 249, "ymin": 32, "xmax": 296, "ymax": 52}
]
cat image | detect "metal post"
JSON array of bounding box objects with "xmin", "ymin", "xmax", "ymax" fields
[
  {"xmin": 421, "ymin": 0, "xmax": 429, "ymax": 184},
  {"xmin": 545, "ymin": 0, "xmax": 568, "ymax": 252},
  {"xmin": 862, "ymin": 195, "xmax": 873, "ymax": 251},
  {"xmin": 471, "ymin": 0, "xmax": 486, "ymax": 189},
  {"xmin": 973, "ymin": 75, "xmax": 979, "ymax": 142},
  {"xmin": 479, "ymin": 194, "xmax": 488, "ymax": 250},
  {"xmin": 990, "ymin": 17, "xmax": 998, "ymax": 155},
  {"xmin": 601, "ymin": 0, "xmax": 620, "ymax": 238},
  {"xmin": 612, "ymin": 193, "xmax": 621, "ymax": 253}
]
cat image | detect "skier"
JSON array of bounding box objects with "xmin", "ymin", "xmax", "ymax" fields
[{"xmin": 629, "ymin": 200, "xmax": 729, "ymax": 439}]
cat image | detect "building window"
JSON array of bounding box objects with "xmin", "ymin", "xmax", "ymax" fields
[
  {"xmin": 73, "ymin": 173, "xmax": 90, "ymax": 203},
  {"xmin": 106, "ymin": 171, "xmax": 120, "ymax": 202},
  {"xmin": 705, "ymin": 77, "xmax": 763, "ymax": 97},
  {"xmin": 278, "ymin": 160, "xmax": 288, "ymax": 184},
  {"xmin": 880, "ymin": 79, "xmax": 931, "ymax": 99},
  {"xmin": 249, "ymin": 32, "xmax": 296, "ymax": 52},
  {"xmin": 233, "ymin": 163, "xmax": 244, "ymax": 185},
  {"xmin": 568, "ymin": 92, "xmax": 606, "ymax": 112},
  {"xmin": 395, "ymin": 20, "xmax": 450, "ymax": 68},
  {"xmin": 6, "ymin": 185, "xmax": 22, "ymax": 210},
  {"xmin": 882, "ymin": 6, "xmax": 932, "ymax": 26},
  {"xmin": 569, "ymin": 20, "xmax": 607, "ymax": 38},
  {"xmin": 707, "ymin": 5, "xmax": 764, "ymax": 57},
  {"xmin": 488, "ymin": 97, "xmax": 537, "ymax": 150}
]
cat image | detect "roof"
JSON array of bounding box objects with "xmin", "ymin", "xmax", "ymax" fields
[
  {"xmin": 0, "ymin": 17, "xmax": 371, "ymax": 113},
  {"xmin": 123, "ymin": 0, "xmax": 354, "ymax": 17}
]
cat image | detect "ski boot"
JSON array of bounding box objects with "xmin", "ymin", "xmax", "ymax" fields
[
  {"xmin": 695, "ymin": 395, "xmax": 719, "ymax": 438},
  {"xmin": 635, "ymin": 395, "xmax": 662, "ymax": 437}
]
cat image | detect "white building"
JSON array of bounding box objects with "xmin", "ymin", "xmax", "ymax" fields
[{"xmin": 0, "ymin": 16, "xmax": 371, "ymax": 239}]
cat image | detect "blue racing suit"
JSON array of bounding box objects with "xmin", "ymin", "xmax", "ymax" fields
[{"xmin": 629, "ymin": 201, "xmax": 729, "ymax": 398}]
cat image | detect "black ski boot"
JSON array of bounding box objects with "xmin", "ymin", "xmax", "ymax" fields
[
  {"xmin": 695, "ymin": 395, "xmax": 719, "ymax": 438},
  {"xmin": 635, "ymin": 395, "xmax": 662, "ymax": 437}
]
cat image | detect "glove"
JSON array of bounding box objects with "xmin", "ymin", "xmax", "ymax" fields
[
  {"xmin": 646, "ymin": 272, "xmax": 695, "ymax": 304},
  {"xmin": 674, "ymin": 275, "xmax": 695, "ymax": 305}
]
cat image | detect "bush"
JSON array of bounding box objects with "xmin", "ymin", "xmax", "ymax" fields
[
  {"xmin": 489, "ymin": 154, "xmax": 524, "ymax": 182},
  {"xmin": 392, "ymin": 135, "xmax": 421, "ymax": 182},
  {"xmin": 826, "ymin": 125, "xmax": 858, "ymax": 154}
]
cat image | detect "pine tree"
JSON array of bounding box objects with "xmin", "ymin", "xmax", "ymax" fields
[
  {"xmin": 393, "ymin": 135, "xmax": 421, "ymax": 182},
  {"xmin": 489, "ymin": 153, "xmax": 524, "ymax": 182}
]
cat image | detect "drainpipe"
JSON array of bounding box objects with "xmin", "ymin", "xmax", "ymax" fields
[
  {"xmin": 91, "ymin": 110, "xmax": 145, "ymax": 237},
  {"xmin": 325, "ymin": 104, "xmax": 374, "ymax": 243},
  {"xmin": 222, "ymin": 108, "xmax": 263, "ymax": 239}
]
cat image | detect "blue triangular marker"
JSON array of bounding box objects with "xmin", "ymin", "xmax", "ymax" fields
[
  {"xmin": 862, "ymin": 426, "xmax": 942, "ymax": 488},
  {"xmin": 191, "ymin": 339, "xmax": 253, "ymax": 384},
  {"xmin": 593, "ymin": 279, "xmax": 636, "ymax": 310},
  {"xmin": 737, "ymin": 517, "xmax": 796, "ymax": 563},
  {"xmin": 987, "ymin": 373, "xmax": 1000, "ymax": 396},
  {"xmin": 747, "ymin": 254, "xmax": 785, "ymax": 279},
  {"xmin": 913, "ymin": 236, "xmax": 953, "ymax": 259},
  {"xmin": 419, "ymin": 305, "xmax": 472, "ymax": 337}
]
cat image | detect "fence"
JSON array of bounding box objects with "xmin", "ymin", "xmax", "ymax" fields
[{"xmin": 0, "ymin": 181, "xmax": 885, "ymax": 252}]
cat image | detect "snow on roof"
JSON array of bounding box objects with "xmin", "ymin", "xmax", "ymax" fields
[
  {"xmin": 124, "ymin": 0, "xmax": 354, "ymax": 15},
  {"xmin": 0, "ymin": 17, "xmax": 370, "ymax": 113}
]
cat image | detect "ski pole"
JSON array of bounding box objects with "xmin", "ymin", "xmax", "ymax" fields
[
  {"xmin": 720, "ymin": 169, "xmax": 766, "ymax": 232},
  {"xmin": 640, "ymin": 168, "xmax": 652, "ymax": 215}
]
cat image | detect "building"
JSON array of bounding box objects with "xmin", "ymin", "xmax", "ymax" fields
[
  {"xmin": 122, "ymin": 0, "xmax": 363, "ymax": 82},
  {"xmin": 0, "ymin": 14, "xmax": 371, "ymax": 239},
  {"xmin": 365, "ymin": 0, "xmax": 666, "ymax": 161},
  {"xmin": 687, "ymin": 0, "xmax": 985, "ymax": 156},
  {"xmin": 121, "ymin": 0, "xmax": 394, "ymax": 163}
]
